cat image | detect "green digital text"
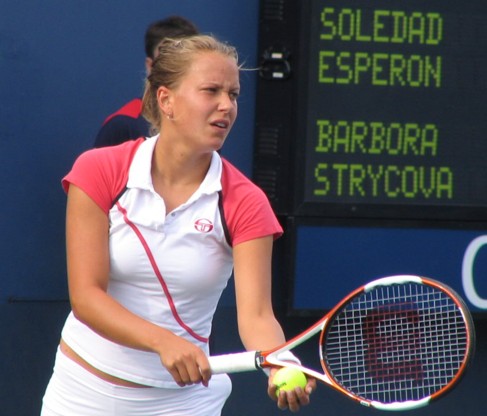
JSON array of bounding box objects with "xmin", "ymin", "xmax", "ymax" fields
[
  {"xmin": 313, "ymin": 163, "xmax": 453, "ymax": 199},
  {"xmin": 320, "ymin": 8, "xmax": 443, "ymax": 45},
  {"xmin": 318, "ymin": 51, "xmax": 441, "ymax": 87},
  {"xmin": 315, "ymin": 120, "xmax": 438, "ymax": 156}
]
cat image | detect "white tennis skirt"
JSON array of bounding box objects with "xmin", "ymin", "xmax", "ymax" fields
[{"xmin": 41, "ymin": 348, "xmax": 232, "ymax": 416}]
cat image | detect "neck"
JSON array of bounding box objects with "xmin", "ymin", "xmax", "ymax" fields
[{"xmin": 151, "ymin": 137, "xmax": 213, "ymax": 187}]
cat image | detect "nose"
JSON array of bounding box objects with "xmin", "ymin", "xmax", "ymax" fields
[{"xmin": 218, "ymin": 92, "xmax": 235, "ymax": 112}]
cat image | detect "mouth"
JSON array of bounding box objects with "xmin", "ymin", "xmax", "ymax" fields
[{"xmin": 210, "ymin": 119, "xmax": 230, "ymax": 130}]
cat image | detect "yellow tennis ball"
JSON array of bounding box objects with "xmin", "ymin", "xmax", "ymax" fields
[{"xmin": 273, "ymin": 367, "xmax": 307, "ymax": 396}]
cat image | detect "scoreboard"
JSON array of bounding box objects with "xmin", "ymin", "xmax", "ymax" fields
[
  {"xmin": 254, "ymin": 0, "xmax": 487, "ymax": 222},
  {"xmin": 253, "ymin": 0, "xmax": 487, "ymax": 313}
]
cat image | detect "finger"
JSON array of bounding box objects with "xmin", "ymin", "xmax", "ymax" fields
[
  {"xmin": 185, "ymin": 357, "xmax": 210, "ymax": 387},
  {"xmin": 295, "ymin": 386, "xmax": 311, "ymax": 406},
  {"xmin": 173, "ymin": 362, "xmax": 194, "ymax": 386},
  {"xmin": 268, "ymin": 367, "xmax": 281, "ymax": 401},
  {"xmin": 285, "ymin": 389, "xmax": 303, "ymax": 413},
  {"xmin": 185, "ymin": 366, "xmax": 203, "ymax": 385},
  {"xmin": 276, "ymin": 390, "xmax": 289, "ymax": 411},
  {"xmin": 268, "ymin": 383, "xmax": 279, "ymax": 401},
  {"xmin": 198, "ymin": 364, "xmax": 212, "ymax": 387},
  {"xmin": 305, "ymin": 378, "xmax": 317, "ymax": 394},
  {"xmin": 167, "ymin": 366, "xmax": 186, "ymax": 387}
]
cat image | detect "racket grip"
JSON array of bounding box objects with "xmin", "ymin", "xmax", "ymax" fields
[{"xmin": 209, "ymin": 351, "xmax": 259, "ymax": 374}]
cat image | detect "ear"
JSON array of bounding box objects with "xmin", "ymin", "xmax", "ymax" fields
[
  {"xmin": 156, "ymin": 86, "xmax": 173, "ymax": 118},
  {"xmin": 145, "ymin": 57, "xmax": 153, "ymax": 76}
]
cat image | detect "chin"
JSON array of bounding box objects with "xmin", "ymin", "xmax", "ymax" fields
[{"xmin": 210, "ymin": 138, "xmax": 226, "ymax": 152}]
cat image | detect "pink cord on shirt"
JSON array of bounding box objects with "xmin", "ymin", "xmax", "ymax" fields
[{"xmin": 115, "ymin": 202, "xmax": 208, "ymax": 343}]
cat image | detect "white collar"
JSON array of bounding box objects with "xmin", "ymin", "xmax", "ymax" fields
[{"xmin": 127, "ymin": 135, "xmax": 223, "ymax": 197}]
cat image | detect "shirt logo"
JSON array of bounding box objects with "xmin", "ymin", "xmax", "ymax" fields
[{"xmin": 194, "ymin": 218, "xmax": 214, "ymax": 233}]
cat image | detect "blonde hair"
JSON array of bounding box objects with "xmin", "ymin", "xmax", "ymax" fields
[{"xmin": 142, "ymin": 34, "xmax": 239, "ymax": 132}]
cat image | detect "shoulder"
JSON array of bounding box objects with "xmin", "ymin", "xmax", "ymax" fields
[
  {"xmin": 221, "ymin": 159, "xmax": 263, "ymax": 196},
  {"xmin": 62, "ymin": 139, "xmax": 144, "ymax": 213},
  {"xmin": 70, "ymin": 138, "xmax": 143, "ymax": 177},
  {"xmin": 94, "ymin": 99, "xmax": 149, "ymax": 147},
  {"xmin": 220, "ymin": 159, "xmax": 275, "ymax": 208},
  {"xmin": 104, "ymin": 98, "xmax": 143, "ymax": 123},
  {"xmin": 220, "ymin": 158, "xmax": 283, "ymax": 245}
]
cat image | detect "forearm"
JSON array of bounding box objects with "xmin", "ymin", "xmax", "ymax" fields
[
  {"xmin": 238, "ymin": 311, "xmax": 286, "ymax": 352},
  {"xmin": 68, "ymin": 269, "xmax": 212, "ymax": 387},
  {"xmin": 233, "ymin": 237, "xmax": 286, "ymax": 351},
  {"xmin": 70, "ymin": 286, "xmax": 173, "ymax": 354}
]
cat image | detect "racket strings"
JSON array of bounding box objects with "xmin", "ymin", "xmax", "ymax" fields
[{"xmin": 322, "ymin": 283, "xmax": 470, "ymax": 404}]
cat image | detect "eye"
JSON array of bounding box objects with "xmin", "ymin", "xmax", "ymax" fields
[{"xmin": 229, "ymin": 91, "xmax": 240, "ymax": 101}]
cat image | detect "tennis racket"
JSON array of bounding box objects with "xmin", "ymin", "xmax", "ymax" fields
[{"xmin": 209, "ymin": 275, "xmax": 475, "ymax": 411}]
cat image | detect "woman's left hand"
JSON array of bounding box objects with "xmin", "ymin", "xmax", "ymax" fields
[{"xmin": 267, "ymin": 368, "xmax": 317, "ymax": 412}]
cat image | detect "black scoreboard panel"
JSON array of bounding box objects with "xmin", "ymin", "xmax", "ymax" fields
[{"xmin": 253, "ymin": 0, "xmax": 487, "ymax": 222}]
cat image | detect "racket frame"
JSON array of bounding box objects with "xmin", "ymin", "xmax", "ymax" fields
[{"xmin": 209, "ymin": 275, "xmax": 475, "ymax": 411}]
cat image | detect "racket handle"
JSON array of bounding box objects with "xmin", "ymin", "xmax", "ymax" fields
[{"xmin": 209, "ymin": 351, "xmax": 259, "ymax": 374}]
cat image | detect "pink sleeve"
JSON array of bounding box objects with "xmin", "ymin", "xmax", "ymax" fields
[
  {"xmin": 221, "ymin": 159, "xmax": 283, "ymax": 246},
  {"xmin": 61, "ymin": 139, "xmax": 143, "ymax": 214}
]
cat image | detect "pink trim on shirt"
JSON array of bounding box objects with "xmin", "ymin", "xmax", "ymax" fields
[
  {"xmin": 220, "ymin": 159, "xmax": 283, "ymax": 246},
  {"xmin": 62, "ymin": 138, "xmax": 144, "ymax": 214},
  {"xmin": 62, "ymin": 139, "xmax": 283, "ymax": 244}
]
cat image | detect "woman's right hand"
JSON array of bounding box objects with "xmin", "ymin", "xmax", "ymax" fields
[{"xmin": 157, "ymin": 333, "xmax": 212, "ymax": 387}]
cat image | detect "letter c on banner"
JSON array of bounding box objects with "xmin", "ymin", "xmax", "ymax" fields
[{"xmin": 462, "ymin": 235, "xmax": 487, "ymax": 309}]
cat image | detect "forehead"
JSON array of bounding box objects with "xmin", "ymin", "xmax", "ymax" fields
[{"xmin": 184, "ymin": 51, "xmax": 240, "ymax": 85}]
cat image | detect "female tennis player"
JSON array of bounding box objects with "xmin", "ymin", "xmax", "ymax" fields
[{"xmin": 40, "ymin": 34, "xmax": 315, "ymax": 415}]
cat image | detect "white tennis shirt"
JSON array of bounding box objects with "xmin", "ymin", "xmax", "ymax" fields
[{"xmin": 60, "ymin": 136, "xmax": 282, "ymax": 387}]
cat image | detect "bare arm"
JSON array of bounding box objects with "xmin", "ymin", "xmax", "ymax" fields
[
  {"xmin": 233, "ymin": 236, "xmax": 315, "ymax": 411},
  {"xmin": 65, "ymin": 184, "xmax": 210, "ymax": 386},
  {"xmin": 232, "ymin": 236, "xmax": 285, "ymax": 350}
]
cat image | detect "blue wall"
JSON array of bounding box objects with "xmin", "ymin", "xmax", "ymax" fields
[
  {"xmin": 1, "ymin": 1, "xmax": 486, "ymax": 415},
  {"xmin": 0, "ymin": 0, "xmax": 258, "ymax": 304}
]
